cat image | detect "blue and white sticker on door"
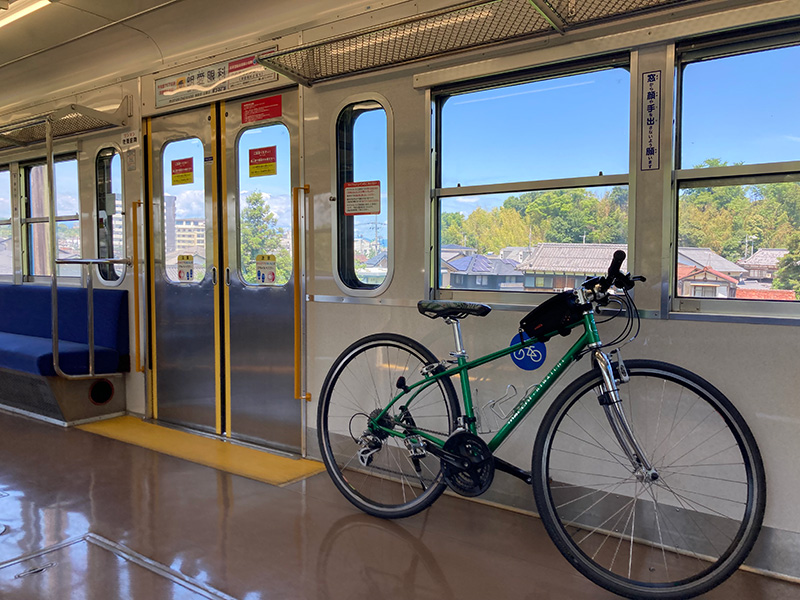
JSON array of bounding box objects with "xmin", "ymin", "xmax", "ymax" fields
[{"xmin": 510, "ymin": 332, "xmax": 546, "ymax": 370}]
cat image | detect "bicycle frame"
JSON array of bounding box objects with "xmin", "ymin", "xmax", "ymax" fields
[{"xmin": 373, "ymin": 310, "xmax": 603, "ymax": 453}]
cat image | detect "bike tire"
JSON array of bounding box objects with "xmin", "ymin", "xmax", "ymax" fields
[
  {"xmin": 532, "ymin": 359, "xmax": 766, "ymax": 600},
  {"xmin": 318, "ymin": 333, "xmax": 460, "ymax": 519}
]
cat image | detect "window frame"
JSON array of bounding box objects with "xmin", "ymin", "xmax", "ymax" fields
[
  {"xmin": 432, "ymin": 55, "xmax": 631, "ymax": 302},
  {"xmin": 331, "ymin": 93, "xmax": 394, "ymax": 297},
  {"xmin": 0, "ymin": 165, "xmax": 13, "ymax": 280},
  {"xmin": 673, "ymin": 30, "xmax": 800, "ymax": 318},
  {"xmin": 20, "ymin": 154, "xmax": 81, "ymax": 280}
]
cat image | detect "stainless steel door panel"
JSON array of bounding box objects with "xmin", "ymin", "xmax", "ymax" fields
[
  {"xmin": 151, "ymin": 108, "xmax": 218, "ymax": 432},
  {"xmin": 225, "ymin": 90, "xmax": 301, "ymax": 452}
]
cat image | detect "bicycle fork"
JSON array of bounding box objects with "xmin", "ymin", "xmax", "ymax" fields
[{"xmin": 593, "ymin": 350, "xmax": 659, "ymax": 482}]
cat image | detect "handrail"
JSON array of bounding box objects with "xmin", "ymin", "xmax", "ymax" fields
[
  {"xmin": 42, "ymin": 102, "xmax": 130, "ymax": 382},
  {"xmin": 51, "ymin": 258, "xmax": 132, "ymax": 381}
]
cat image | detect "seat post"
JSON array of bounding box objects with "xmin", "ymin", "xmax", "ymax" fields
[{"xmin": 444, "ymin": 317, "xmax": 468, "ymax": 360}]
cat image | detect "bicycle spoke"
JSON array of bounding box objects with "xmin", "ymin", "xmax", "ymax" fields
[
  {"xmin": 320, "ymin": 335, "xmax": 457, "ymax": 518},
  {"xmin": 535, "ymin": 362, "xmax": 765, "ymax": 597}
]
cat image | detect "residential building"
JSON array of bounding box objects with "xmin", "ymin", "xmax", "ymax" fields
[
  {"xmin": 447, "ymin": 254, "xmax": 523, "ymax": 290},
  {"xmin": 737, "ymin": 248, "xmax": 789, "ymax": 281},
  {"xmin": 516, "ymin": 243, "xmax": 627, "ymax": 291}
]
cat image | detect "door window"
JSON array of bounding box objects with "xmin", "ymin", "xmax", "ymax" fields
[
  {"xmin": 236, "ymin": 124, "xmax": 292, "ymax": 286},
  {"xmin": 162, "ymin": 138, "xmax": 206, "ymax": 283}
]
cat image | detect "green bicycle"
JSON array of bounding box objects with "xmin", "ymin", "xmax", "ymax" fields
[{"xmin": 317, "ymin": 251, "xmax": 766, "ymax": 600}]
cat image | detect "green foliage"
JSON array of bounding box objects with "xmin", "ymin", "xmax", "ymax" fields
[
  {"xmin": 678, "ymin": 160, "xmax": 800, "ymax": 262},
  {"xmin": 239, "ymin": 190, "xmax": 291, "ymax": 284},
  {"xmin": 441, "ymin": 187, "xmax": 628, "ymax": 256},
  {"xmin": 774, "ymin": 234, "xmax": 800, "ymax": 296}
]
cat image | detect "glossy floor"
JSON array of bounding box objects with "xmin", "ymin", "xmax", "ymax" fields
[{"xmin": 0, "ymin": 410, "xmax": 797, "ymax": 599}]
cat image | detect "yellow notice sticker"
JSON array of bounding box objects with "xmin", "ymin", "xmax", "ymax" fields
[
  {"xmin": 249, "ymin": 146, "xmax": 277, "ymax": 177},
  {"xmin": 171, "ymin": 158, "xmax": 194, "ymax": 185}
]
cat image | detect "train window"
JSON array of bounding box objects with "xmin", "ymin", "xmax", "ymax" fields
[
  {"xmin": 236, "ymin": 124, "xmax": 292, "ymax": 286},
  {"xmin": 676, "ymin": 42, "xmax": 800, "ymax": 306},
  {"xmin": 21, "ymin": 158, "xmax": 81, "ymax": 278},
  {"xmin": 161, "ymin": 138, "xmax": 206, "ymax": 283},
  {"xmin": 0, "ymin": 169, "xmax": 11, "ymax": 276},
  {"xmin": 96, "ymin": 148, "xmax": 124, "ymax": 282},
  {"xmin": 435, "ymin": 64, "xmax": 630, "ymax": 293},
  {"xmin": 335, "ymin": 100, "xmax": 390, "ymax": 290}
]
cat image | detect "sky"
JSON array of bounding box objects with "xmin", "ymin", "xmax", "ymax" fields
[
  {"xmin": 2, "ymin": 43, "xmax": 799, "ymax": 239},
  {"xmin": 434, "ymin": 44, "xmax": 800, "ymax": 218}
]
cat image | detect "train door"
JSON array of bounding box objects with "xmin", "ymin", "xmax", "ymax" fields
[
  {"xmin": 149, "ymin": 90, "xmax": 300, "ymax": 452},
  {"xmin": 223, "ymin": 93, "xmax": 300, "ymax": 451}
]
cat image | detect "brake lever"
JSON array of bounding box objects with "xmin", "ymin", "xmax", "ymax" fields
[{"xmin": 615, "ymin": 273, "xmax": 645, "ymax": 291}]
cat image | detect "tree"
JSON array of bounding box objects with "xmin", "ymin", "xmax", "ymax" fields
[
  {"xmin": 440, "ymin": 212, "xmax": 466, "ymax": 247},
  {"xmin": 239, "ymin": 190, "xmax": 291, "ymax": 283},
  {"xmin": 773, "ymin": 233, "xmax": 800, "ymax": 296}
]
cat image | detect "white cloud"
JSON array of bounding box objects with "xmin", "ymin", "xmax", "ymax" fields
[
  {"xmin": 57, "ymin": 193, "xmax": 79, "ymax": 215},
  {"xmin": 175, "ymin": 189, "xmax": 205, "ymax": 218}
]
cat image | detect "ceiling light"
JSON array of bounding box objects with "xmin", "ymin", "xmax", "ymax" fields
[{"xmin": 0, "ymin": 0, "xmax": 50, "ymax": 29}]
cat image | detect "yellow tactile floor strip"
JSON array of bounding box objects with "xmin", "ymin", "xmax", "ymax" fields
[{"xmin": 78, "ymin": 416, "xmax": 325, "ymax": 486}]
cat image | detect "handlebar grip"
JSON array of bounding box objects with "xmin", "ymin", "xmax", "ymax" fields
[{"xmin": 600, "ymin": 250, "xmax": 626, "ymax": 291}]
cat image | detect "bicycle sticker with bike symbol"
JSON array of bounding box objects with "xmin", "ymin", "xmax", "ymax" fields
[{"xmin": 510, "ymin": 332, "xmax": 546, "ymax": 371}]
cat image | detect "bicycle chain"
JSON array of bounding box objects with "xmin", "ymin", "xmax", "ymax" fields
[{"xmin": 362, "ymin": 462, "xmax": 442, "ymax": 482}]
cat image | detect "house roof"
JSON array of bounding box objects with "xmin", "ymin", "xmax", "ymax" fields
[
  {"xmin": 441, "ymin": 244, "xmax": 476, "ymax": 251},
  {"xmin": 440, "ymin": 258, "xmax": 458, "ymax": 272},
  {"xmin": 737, "ymin": 248, "xmax": 788, "ymax": 268},
  {"xmin": 678, "ymin": 247, "xmax": 746, "ymax": 275},
  {"xmin": 735, "ymin": 287, "xmax": 796, "ymax": 300},
  {"xmin": 516, "ymin": 243, "xmax": 627, "ymax": 274},
  {"xmin": 441, "ymin": 250, "xmax": 466, "ymax": 262},
  {"xmin": 677, "ymin": 265, "xmax": 738, "ymax": 285},
  {"xmin": 365, "ymin": 252, "xmax": 387, "ymax": 267},
  {"xmin": 449, "ymin": 254, "xmax": 520, "ymax": 276}
]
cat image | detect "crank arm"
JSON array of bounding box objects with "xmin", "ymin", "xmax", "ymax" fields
[
  {"xmin": 423, "ymin": 443, "xmax": 471, "ymax": 470},
  {"xmin": 493, "ymin": 457, "xmax": 532, "ymax": 485}
]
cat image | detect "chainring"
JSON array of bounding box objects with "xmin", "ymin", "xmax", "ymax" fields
[{"xmin": 441, "ymin": 431, "xmax": 495, "ymax": 497}]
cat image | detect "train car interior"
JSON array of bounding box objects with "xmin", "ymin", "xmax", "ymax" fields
[{"xmin": 0, "ymin": 0, "xmax": 799, "ymax": 598}]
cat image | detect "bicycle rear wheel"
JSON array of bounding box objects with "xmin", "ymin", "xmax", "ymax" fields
[
  {"xmin": 532, "ymin": 359, "xmax": 765, "ymax": 600},
  {"xmin": 318, "ymin": 333, "xmax": 459, "ymax": 519}
]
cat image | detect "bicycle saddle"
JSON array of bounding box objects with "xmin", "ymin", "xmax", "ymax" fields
[{"xmin": 417, "ymin": 300, "xmax": 492, "ymax": 320}]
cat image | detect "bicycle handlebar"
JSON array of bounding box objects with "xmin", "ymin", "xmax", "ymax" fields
[
  {"xmin": 582, "ymin": 250, "xmax": 645, "ymax": 300},
  {"xmin": 599, "ymin": 250, "xmax": 626, "ymax": 293}
]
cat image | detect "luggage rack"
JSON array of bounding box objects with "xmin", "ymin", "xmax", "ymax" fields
[
  {"xmin": 0, "ymin": 98, "xmax": 130, "ymax": 151},
  {"xmin": 255, "ymin": 0, "xmax": 699, "ymax": 86}
]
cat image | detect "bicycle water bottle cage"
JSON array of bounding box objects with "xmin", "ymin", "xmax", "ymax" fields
[
  {"xmin": 417, "ymin": 300, "xmax": 492, "ymax": 320},
  {"xmin": 520, "ymin": 291, "xmax": 588, "ymax": 342}
]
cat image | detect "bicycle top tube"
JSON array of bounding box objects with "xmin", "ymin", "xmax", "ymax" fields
[{"xmin": 373, "ymin": 308, "xmax": 602, "ymax": 451}]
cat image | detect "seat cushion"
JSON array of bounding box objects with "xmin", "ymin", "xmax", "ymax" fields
[{"xmin": 0, "ymin": 332, "xmax": 121, "ymax": 376}]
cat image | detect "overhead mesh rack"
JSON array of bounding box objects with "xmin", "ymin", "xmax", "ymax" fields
[
  {"xmin": 0, "ymin": 99, "xmax": 129, "ymax": 151},
  {"xmin": 256, "ymin": 0, "xmax": 702, "ymax": 86}
]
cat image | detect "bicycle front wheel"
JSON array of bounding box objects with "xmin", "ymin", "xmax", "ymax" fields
[
  {"xmin": 532, "ymin": 359, "xmax": 765, "ymax": 600},
  {"xmin": 318, "ymin": 333, "xmax": 459, "ymax": 519}
]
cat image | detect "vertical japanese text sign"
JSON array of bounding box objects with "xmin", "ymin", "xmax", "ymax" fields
[{"xmin": 641, "ymin": 71, "xmax": 661, "ymax": 171}]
